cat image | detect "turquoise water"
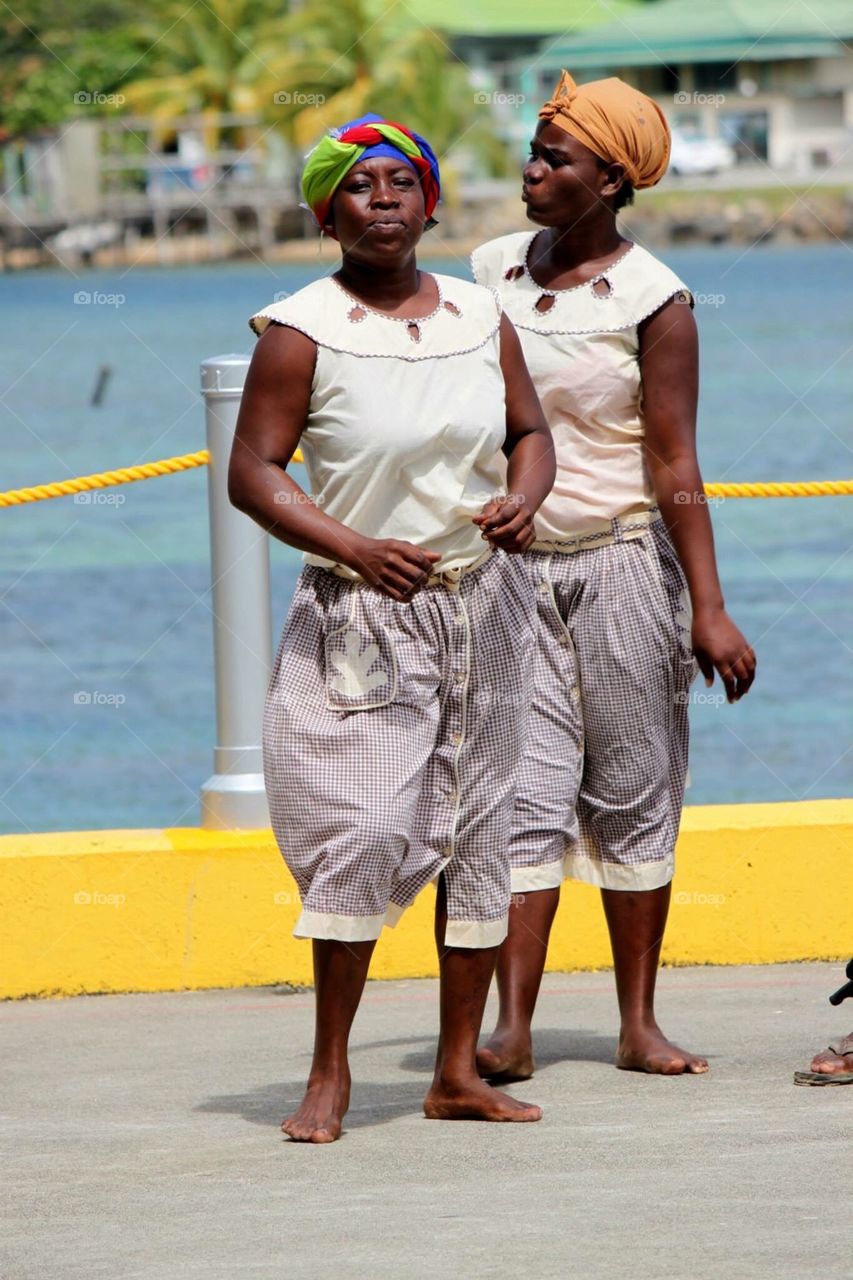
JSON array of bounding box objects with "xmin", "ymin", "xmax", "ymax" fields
[{"xmin": 1, "ymin": 245, "xmax": 851, "ymax": 834}]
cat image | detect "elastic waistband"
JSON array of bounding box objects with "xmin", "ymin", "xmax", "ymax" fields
[
  {"xmin": 531, "ymin": 507, "xmax": 661, "ymax": 556},
  {"xmin": 324, "ymin": 546, "xmax": 494, "ymax": 593}
]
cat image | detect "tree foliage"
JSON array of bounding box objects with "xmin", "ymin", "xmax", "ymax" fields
[
  {"xmin": 1, "ymin": 0, "xmax": 509, "ymax": 174},
  {"xmin": 0, "ymin": 0, "xmax": 143, "ymax": 138}
]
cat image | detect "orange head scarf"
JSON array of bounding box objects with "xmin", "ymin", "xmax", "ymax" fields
[{"xmin": 538, "ymin": 70, "xmax": 670, "ymax": 190}]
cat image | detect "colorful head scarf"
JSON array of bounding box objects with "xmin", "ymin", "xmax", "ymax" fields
[
  {"xmin": 301, "ymin": 112, "xmax": 441, "ymax": 230},
  {"xmin": 538, "ymin": 71, "xmax": 670, "ymax": 190}
]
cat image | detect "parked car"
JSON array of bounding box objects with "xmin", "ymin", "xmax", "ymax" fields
[{"xmin": 669, "ymin": 129, "xmax": 736, "ymax": 176}]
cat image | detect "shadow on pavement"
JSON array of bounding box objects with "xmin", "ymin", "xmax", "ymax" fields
[
  {"xmin": 349, "ymin": 1028, "xmax": 619, "ymax": 1072},
  {"xmin": 197, "ymin": 1079, "xmax": 431, "ymax": 1131}
]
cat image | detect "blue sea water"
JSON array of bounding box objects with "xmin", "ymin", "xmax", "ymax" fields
[{"xmin": 1, "ymin": 244, "xmax": 851, "ymax": 834}]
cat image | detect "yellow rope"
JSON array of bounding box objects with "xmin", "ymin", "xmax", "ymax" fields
[
  {"xmin": 0, "ymin": 447, "xmax": 303, "ymax": 507},
  {"xmin": 704, "ymin": 479, "xmax": 853, "ymax": 498},
  {"xmin": 0, "ymin": 450, "xmax": 211, "ymax": 507},
  {"xmin": 0, "ymin": 450, "xmax": 849, "ymax": 507}
]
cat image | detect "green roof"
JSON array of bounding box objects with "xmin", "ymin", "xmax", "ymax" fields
[
  {"xmin": 371, "ymin": 0, "xmax": 641, "ymax": 38},
  {"xmin": 544, "ymin": 0, "xmax": 853, "ymax": 67}
]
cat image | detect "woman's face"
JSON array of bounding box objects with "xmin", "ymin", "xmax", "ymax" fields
[
  {"xmin": 330, "ymin": 156, "xmax": 426, "ymax": 263},
  {"xmin": 522, "ymin": 121, "xmax": 614, "ymax": 226}
]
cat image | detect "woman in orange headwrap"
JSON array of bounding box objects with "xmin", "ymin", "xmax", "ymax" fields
[{"xmin": 472, "ymin": 72, "xmax": 756, "ymax": 1078}]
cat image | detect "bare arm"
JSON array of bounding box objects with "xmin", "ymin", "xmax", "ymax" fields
[
  {"xmin": 227, "ymin": 323, "xmax": 440, "ymax": 601},
  {"xmin": 474, "ymin": 314, "xmax": 556, "ymax": 553},
  {"xmin": 639, "ymin": 296, "xmax": 756, "ymax": 701}
]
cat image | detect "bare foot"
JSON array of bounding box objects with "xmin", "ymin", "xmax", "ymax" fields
[
  {"xmin": 476, "ymin": 1030, "xmax": 535, "ymax": 1083},
  {"xmin": 424, "ymin": 1074, "xmax": 542, "ymax": 1122},
  {"xmin": 809, "ymin": 1034, "xmax": 853, "ymax": 1075},
  {"xmin": 616, "ymin": 1024, "xmax": 708, "ymax": 1075},
  {"xmin": 281, "ymin": 1072, "xmax": 350, "ymax": 1143}
]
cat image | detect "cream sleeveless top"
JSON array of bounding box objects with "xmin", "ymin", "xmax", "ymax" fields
[
  {"xmin": 472, "ymin": 232, "xmax": 692, "ymax": 539},
  {"xmin": 249, "ymin": 274, "xmax": 507, "ymax": 573}
]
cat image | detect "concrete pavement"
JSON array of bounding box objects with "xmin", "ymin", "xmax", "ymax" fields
[{"xmin": 2, "ymin": 962, "xmax": 850, "ymax": 1279}]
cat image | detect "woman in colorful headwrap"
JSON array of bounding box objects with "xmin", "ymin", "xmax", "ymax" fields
[
  {"xmin": 472, "ymin": 73, "xmax": 756, "ymax": 1078},
  {"xmin": 230, "ymin": 114, "xmax": 555, "ymax": 1141}
]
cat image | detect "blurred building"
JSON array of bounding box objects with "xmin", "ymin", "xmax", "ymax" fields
[
  {"xmin": 397, "ymin": 0, "xmax": 642, "ymax": 156},
  {"xmin": 523, "ymin": 0, "xmax": 853, "ymax": 175},
  {"xmin": 0, "ymin": 114, "xmax": 300, "ymax": 263}
]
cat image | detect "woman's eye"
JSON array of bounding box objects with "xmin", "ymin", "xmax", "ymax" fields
[{"xmin": 528, "ymin": 148, "xmax": 560, "ymax": 166}]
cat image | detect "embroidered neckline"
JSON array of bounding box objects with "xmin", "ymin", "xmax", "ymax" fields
[
  {"xmin": 520, "ymin": 232, "xmax": 636, "ymax": 301},
  {"xmin": 331, "ymin": 272, "xmax": 462, "ymax": 342},
  {"xmin": 469, "ymin": 236, "xmax": 690, "ymax": 336},
  {"xmin": 505, "ymin": 283, "xmax": 692, "ymax": 336}
]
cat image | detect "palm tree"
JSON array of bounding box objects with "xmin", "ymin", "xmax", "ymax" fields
[
  {"xmin": 118, "ymin": 0, "xmax": 506, "ymax": 175},
  {"xmin": 118, "ymin": 0, "xmax": 294, "ymax": 150},
  {"xmin": 271, "ymin": 0, "xmax": 505, "ymax": 173}
]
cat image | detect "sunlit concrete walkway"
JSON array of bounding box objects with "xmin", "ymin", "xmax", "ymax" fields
[{"xmin": 2, "ymin": 963, "xmax": 850, "ymax": 1279}]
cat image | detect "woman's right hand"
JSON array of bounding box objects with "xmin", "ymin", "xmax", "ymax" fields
[
  {"xmin": 344, "ymin": 535, "xmax": 442, "ymax": 602},
  {"xmin": 692, "ymin": 607, "xmax": 756, "ymax": 702}
]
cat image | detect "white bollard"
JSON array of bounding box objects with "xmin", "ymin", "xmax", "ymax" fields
[{"xmin": 199, "ymin": 354, "xmax": 272, "ymax": 829}]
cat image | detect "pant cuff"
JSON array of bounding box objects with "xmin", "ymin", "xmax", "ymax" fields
[
  {"xmin": 510, "ymin": 850, "xmax": 674, "ymax": 893},
  {"xmin": 443, "ymin": 915, "xmax": 508, "ymax": 948},
  {"xmin": 383, "ymin": 901, "xmax": 407, "ymax": 929},
  {"xmin": 511, "ymin": 859, "xmax": 565, "ymax": 893},
  {"xmin": 294, "ymin": 909, "xmax": 386, "ymax": 942},
  {"xmin": 563, "ymin": 849, "xmax": 674, "ymax": 891}
]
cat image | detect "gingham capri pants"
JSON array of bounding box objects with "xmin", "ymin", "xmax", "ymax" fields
[
  {"xmin": 263, "ymin": 550, "xmax": 535, "ymax": 947},
  {"xmin": 510, "ymin": 517, "xmax": 698, "ymax": 892}
]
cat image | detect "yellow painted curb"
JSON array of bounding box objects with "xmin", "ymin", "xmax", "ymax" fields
[{"xmin": 1, "ymin": 800, "xmax": 850, "ymax": 999}]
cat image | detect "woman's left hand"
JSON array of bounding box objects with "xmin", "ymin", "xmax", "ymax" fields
[
  {"xmin": 692, "ymin": 608, "xmax": 757, "ymax": 702},
  {"xmin": 473, "ymin": 495, "xmax": 535, "ymax": 554}
]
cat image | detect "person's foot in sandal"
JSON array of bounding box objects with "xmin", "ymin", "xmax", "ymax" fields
[{"xmin": 794, "ymin": 1033, "xmax": 853, "ymax": 1085}]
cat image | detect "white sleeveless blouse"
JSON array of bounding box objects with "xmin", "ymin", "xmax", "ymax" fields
[
  {"xmin": 249, "ymin": 274, "xmax": 507, "ymax": 573},
  {"xmin": 472, "ymin": 232, "xmax": 691, "ymax": 539}
]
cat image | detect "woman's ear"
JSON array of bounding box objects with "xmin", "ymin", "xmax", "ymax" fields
[{"xmin": 600, "ymin": 161, "xmax": 627, "ymax": 200}]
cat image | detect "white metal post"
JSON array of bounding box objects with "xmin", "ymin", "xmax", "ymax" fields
[{"xmin": 199, "ymin": 354, "xmax": 272, "ymax": 829}]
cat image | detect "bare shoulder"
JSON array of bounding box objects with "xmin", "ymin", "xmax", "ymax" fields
[
  {"xmin": 249, "ymin": 322, "xmax": 317, "ymax": 387},
  {"xmin": 638, "ymin": 291, "xmax": 697, "ymax": 352}
]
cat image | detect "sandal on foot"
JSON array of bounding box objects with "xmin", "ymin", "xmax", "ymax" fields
[{"xmin": 794, "ymin": 1039, "xmax": 853, "ymax": 1086}]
